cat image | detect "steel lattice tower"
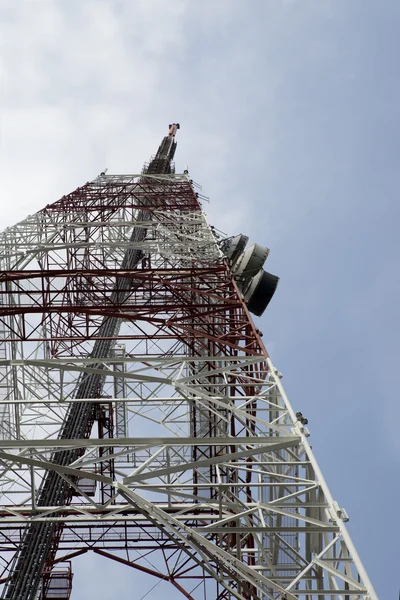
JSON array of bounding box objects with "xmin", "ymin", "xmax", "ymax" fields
[{"xmin": 0, "ymin": 126, "xmax": 377, "ymax": 600}]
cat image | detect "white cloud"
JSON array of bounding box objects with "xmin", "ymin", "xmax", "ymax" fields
[{"xmin": 0, "ymin": 0, "xmax": 192, "ymax": 226}]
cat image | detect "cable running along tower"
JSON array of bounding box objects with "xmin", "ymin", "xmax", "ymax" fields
[{"xmin": 0, "ymin": 125, "xmax": 377, "ymax": 599}]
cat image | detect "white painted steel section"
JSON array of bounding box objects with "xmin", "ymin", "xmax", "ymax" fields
[{"xmin": 267, "ymin": 357, "xmax": 378, "ymax": 600}]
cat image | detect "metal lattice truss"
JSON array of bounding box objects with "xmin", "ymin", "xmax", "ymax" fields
[{"xmin": 0, "ymin": 174, "xmax": 377, "ymax": 599}]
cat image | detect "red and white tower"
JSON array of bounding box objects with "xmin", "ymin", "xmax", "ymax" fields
[{"xmin": 0, "ymin": 126, "xmax": 377, "ymax": 599}]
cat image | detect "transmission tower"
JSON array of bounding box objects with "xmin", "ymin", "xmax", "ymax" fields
[{"xmin": 0, "ymin": 125, "xmax": 377, "ymax": 600}]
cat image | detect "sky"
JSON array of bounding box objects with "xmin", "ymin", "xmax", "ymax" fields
[{"xmin": 0, "ymin": 0, "xmax": 398, "ymax": 598}]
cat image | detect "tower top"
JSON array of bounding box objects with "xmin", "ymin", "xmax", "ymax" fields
[{"xmin": 168, "ymin": 123, "xmax": 180, "ymax": 137}]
